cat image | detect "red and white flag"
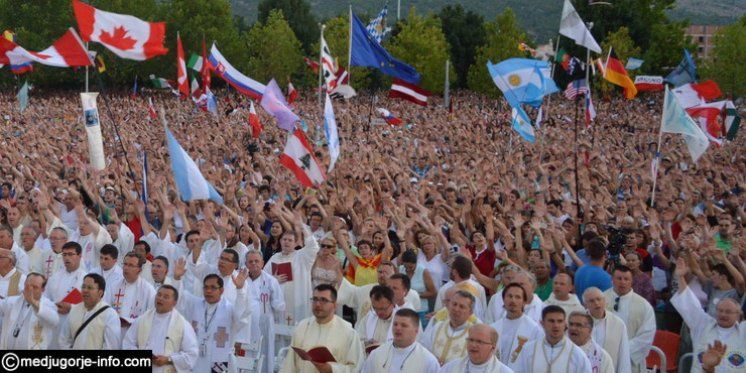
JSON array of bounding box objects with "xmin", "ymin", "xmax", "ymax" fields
[
  {"xmin": 176, "ymin": 33, "xmax": 189, "ymax": 98},
  {"xmin": 389, "ymin": 78, "xmax": 430, "ymax": 106},
  {"xmin": 633, "ymin": 75, "xmax": 664, "ymax": 92},
  {"xmin": 279, "ymin": 129, "xmax": 326, "ymax": 188},
  {"xmin": 248, "ymin": 101, "xmax": 262, "ymax": 139},
  {"xmin": 376, "ymin": 108, "xmax": 403, "ymax": 126},
  {"xmin": 73, "ymin": 0, "xmax": 167, "ymax": 61},
  {"xmin": 287, "ymin": 81, "xmax": 298, "ymax": 105},
  {"xmin": 147, "ymin": 97, "xmax": 157, "ymax": 119},
  {"xmin": 0, "ymin": 28, "xmax": 91, "ymax": 73}
]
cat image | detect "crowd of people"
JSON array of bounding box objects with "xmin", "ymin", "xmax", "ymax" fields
[{"xmin": 0, "ymin": 86, "xmax": 743, "ymax": 372}]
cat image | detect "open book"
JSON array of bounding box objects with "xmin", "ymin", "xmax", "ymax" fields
[{"xmin": 291, "ymin": 346, "xmax": 336, "ymax": 363}]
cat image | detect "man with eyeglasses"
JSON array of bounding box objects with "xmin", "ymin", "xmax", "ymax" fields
[
  {"xmin": 671, "ymin": 257, "xmax": 746, "ymax": 372},
  {"xmin": 357, "ymin": 285, "xmax": 396, "ymax": 350},
  {"xmin": 603, "ymin": 265, "xmax": 655, "ymax": 372},
  {"xmin": 363, "ymin": 308, "xmax": 439, "ymax": 373},
  {"xmin": 489, "ymin": 283, "xmax": 543, "ymax": 369},
  {"xmin": 339, "ymin": 261, "xmax": 421, "ymax": 323},
  {"xmin": 421, "ymin": 290, "xmax": 479, "ymax": 365},
  {"xmin": 41, "ymin": 227, "xmax": 68, "ymax": 279},
  {"xmin": 188, "ymin": 248, "xmax": 245, "ymax": 304},
  {"xmin": 280, "ymin": 284, "xmax": 364, "ymax": 373},
  {"xmin": 175, "ymin": 269, "xmax": 251, "ymax": 372},
  {"xmin": 20, "ymin": 225, "xmax": 44, "ymax": 274},
  {"xmin": 583, "ymin": 286, "xmax": 631, "ymax": 373},
  {"xmin": 245, "ymin": 249, "xmax": 285, "ymax": 373},
  {"xmin": 58, "ymin": 273, "xmax": 121, "ymax": 349},
  {"xmin": 439, "ymin": 323, "xmax": 514, "ymax": 372},
  {"xmin": 44, "ymin": 241, "xmax": 86, "ymax": 348},
  {"xmin": 104, "ymin": 252, "xmax": 156, "ymax": 338},
  {"xmin": 0, "ymin": 273, "xmax": 59, "ymax": 349},
  {"xmin": 567, "ymin": 311, "xmax": 614, "ymax": 373}
]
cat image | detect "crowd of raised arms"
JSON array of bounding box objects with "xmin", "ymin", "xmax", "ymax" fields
[{"xmin": 0, "ymin": 89, "xmax": 743, "ymax": 373}]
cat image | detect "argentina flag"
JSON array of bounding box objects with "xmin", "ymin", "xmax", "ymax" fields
[
  {"xmin": 366, "ymin": 3, "xmax": 391, "ymax": 43},
  {"xmin": 487, "ymin": 58, "xmax": 558, "ymax": 109}
]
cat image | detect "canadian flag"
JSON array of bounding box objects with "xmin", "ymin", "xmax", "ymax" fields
[
  {"xmin": 72, "ymin": 0, "xmax": 168, "ymax": 60},
  {"xmin": 0, "ymin": 28, "xmax": 91, "ymax": 73},
  {"xmin": 279, "ymin": 129, "xmax": 326, "ymax": 188},
  {"xmin": 287, "ymin": 81, "xmax": 298, "ymax": 105},
  {"xmin": 248, "ymin": 101, "xmax": 262, "ymax": 139},
  {"xmin": 176, "ymin": 32, "xmax": 189, "ymax": 98}
]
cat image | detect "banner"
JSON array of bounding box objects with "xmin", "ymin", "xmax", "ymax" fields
[
  {"xmin": 80, "ymin": 93, "xmax": 106, "ymax": 170},
  {"xmin": 634, "ymin": 75, "xmax": 664, "ymax": 92}
]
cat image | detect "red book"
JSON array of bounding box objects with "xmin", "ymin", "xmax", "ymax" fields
[
  {"xmin": 292, "ymin": 346, "xmax": 336, "ymax": 363},
  {"xmin": 272, "ymin": 262, "xmax": 293, "ymax": 281},
  {"xmin": 61, "ymin": 288, "xmax": 83, "ymax": 304}
]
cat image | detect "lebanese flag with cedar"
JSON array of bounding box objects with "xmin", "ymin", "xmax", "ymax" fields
[
  {"xmin": 389, "ymin": 78, "xmax": 431, "ymax": 106},
  {"xmin": 248, "ymin": 101, "xmax": 262, "ymax": 139},
  {"xmin": 176, "ymin": 33, "xmax": 189, "ymax": 98},
  {"xmin": 279, "ymin": 129, "xmax": 326, "ymax": 188},
  {"xmin": 0, "ymin": 28, "xmax": 91, "ymax": 73},
  {"xmin": 287, "ymin": 81, "xmax": 298, "ymax": 105},
  {"xmin": 72, "ymin": 0, "xmax": 168, "ymax": 61}
]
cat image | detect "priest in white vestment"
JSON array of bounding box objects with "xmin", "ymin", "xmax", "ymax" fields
[
  {"xmin": 106, "ymin": 221, "xmax": 135, "ymax": 265},
  {"xmin": 489, "ymin": 284, "xmax": 543, "ymax": 367},
  {"xmin": 363, "ymin": 308, "xmax": 439, "ymax": 373},
  {"xmin": 512, "ymin": 305, "xmax": 591, "ymax": 372},
  {"xmin": 356, "ymin": 285, "xmax": 396, "ymax": 349},
  {"xmin": 603, "ymin": 266, "xmax": 655, "ymax": 372},
  {"xmin": 583, "ymin": 287, "xmax": 632, "ymax": 373},
  {"xmin": 123, "ymin": 285, "xmax": 199, "ymax": 373},
  {"xmin": 671, "ymin": 257, "xmax": 746, "ymax": 373},
  {"xmin": 0, "ymin": 227, "xmax": 29, "ymax": 274},
  {"xmin": 544, "ymin": 273, "xmax": 585, "ymax": 315},
  {"xmin": 264, "ymin": 226, "xmax": 319, "ymax": 325},
  {"xmin": 245, "ymin": 250, "xmax": 285, "ymax": 373},
  {"xmin": 151, "ymin": 256, "xmax": 176, "ymax": 290},
  {"xmin": 280, "ymin": 284, "xmax": 365, "ymax": 373},
  {"xmin": 71, "ymin": 207, "xmax": 112, "ymax": 271},
  {"xmin": 421, "ymin": 290, "xmax": 479, "ymax": 365},
  {"xmin": 58, "ymin": 273, "xmax": 121, "ymax": 349},
  {"xmin": 41, "ymin": 227, "xmax": 67, "ymax": 279},
  {"xmin": 0, "ymin": 274, "xmax": 59, "ymax": 349},
  {"xmin": 89, "ymin": 244, "xmax": 123, "ymax": 294},
  {"xmin": 337, "ymin": 262, "xmax": 420, "ymax": 322},
  {"xmin": 45, "ymin": 242, "xmax": 87, "ymax": 348},
  {"xmin": 439, "ymin": 324, "xmax": 514, "ymax": 373},
  {"xmin": 485, "ymin": 270, "xmax": 544, "ymax": 323},
  {"xmin": 176, "ymin": 270, "xmax": 252, "ymax": 372},
  {"xmin": 0, "ymin": 249, "xmax": 25, "ymax": 299},
  {"xmin": 20, "ymin": 226, "xmax": 44, "ymax": 273},
  {"xmin": 434, "ymin": 256, "xmax": 487, "ymax": 320},
  {"xmin": 568, "ymin": 311, "xmax": 614, "ymax": 373},
  {"xmin": 104, "ymin": 252, "xmax": 156, "ymax": 338}
]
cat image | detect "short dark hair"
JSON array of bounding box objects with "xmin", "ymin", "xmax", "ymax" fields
[
  {"xmin": 134, "ymin": 240, "xmax": 151, "ymax": 254},
  {"xmin": 711, "ymin": 264, "xmax": 735, "ymax": 285},
  {"xmin": 159, "ymin": 284, "xmax": 179, "ymax": 302},
  {"xmin": 314, "ymin": 283, "xmax": 337, "ymax": 302},
  {"xmin": 124, "ymin": 252, "xmax": 145, "ymax": 268},
  {"xmin": 394, "ymin": 308, "xmax": 420, "ymax": 326},
  {"xmin": 452, "ymin": 290, "xmax": 475, "ymax": 310},
  {"xmin": 452, "ymin": 255, "xmax": 473, "ymax": 279},
  {"xmin": 542, "ymin": 304, "xmax": 566, "ymax": 320},
  {"xmin": 401, "ymin": 249, "xmax": 418, "ymax": 264},
  {"xmin": 84, "ymin": 273, "xmax": 106, "ymax": 292},
  {"xmin": 586, "ymin": 238, "xmax": 607, "ymax": 260},
  {"xmin": 204, "ymin": 274, "xmax": 224, "ymax": 288},
  {"xmin": 62, "ymin": 241, "xmax": 82, "ymax": 255},
  {"xmin": 100, "ymin": 244, "xmax": 119, "ymax": 259},
  {"xmin": 222, "ymin": 248, "xmax": 239, "ymax": 264},
  {"xmin": 184, "ymin": 230, "xmax": 201, "ymax": 242},
  {"xmin": 26, "ymin": 272, "xmax": 47, "ymax": 288},
  {"xmin": 153, "ymin": 255, "xmax": 169, "ymax": 268},
  {"xmin": 369, "ymin": 285, "xmax": 394, "ymax": 304},
  {"xmin": 502, "ymin": 282, "xmax": 528, "ymax": 302},
  {"xmin": 389, "ymin": 273, "xmax": 411, "ymax": 291},
  {"xmin": 612, "ymin": 265, "xmax": 632, "ymax": 275},
  {"xmin": 568, "ymin": 311, "xmax": 593, "ymax": 328}
]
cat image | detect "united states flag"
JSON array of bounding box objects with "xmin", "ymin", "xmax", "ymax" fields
[{"xmin": 564, "ymin": 78, "xmax": 589, "ymax": 100}]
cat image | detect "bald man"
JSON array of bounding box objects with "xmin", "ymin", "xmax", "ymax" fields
[
  {"xmin": 439, "ymin": 324, "xmax": 514, "ymax": 372},
  {"xmin": 672, "ymin": 258, "xmax": 746, "ymax": 373},
  {"xmin": 544, "ymin": 273, "xmax": 584, "ymax": 315}
]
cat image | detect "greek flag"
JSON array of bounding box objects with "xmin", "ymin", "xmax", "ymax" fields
[{"xmin": 366, "ymin": 3, "xmax": 391, "ymax": 43}]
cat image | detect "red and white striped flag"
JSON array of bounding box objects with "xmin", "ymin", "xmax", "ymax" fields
[
  {"xmin": 248, "ymin": 101, "xmax": 262, "ymax": 139},
  {"xmin": 279, "ymin": 129, "xmax": 326, "ymax": 188},
  {"xmin": 585, "ymin": 94, "xmax": 596, "ymax": 127},
  {"xmin": 147, "ymin": 97, "xmax": 157, "ymax": 119},
  {"xmin": 389, "ymin": 78, "xmax": 430, "ymax": 106},
  {"xmin": 287, "ymin": 81, "xmax": 298, "ymax": 105},
  {"xmin": 176, "ymin": 33, "xmax": 189, "ymax": 98}
]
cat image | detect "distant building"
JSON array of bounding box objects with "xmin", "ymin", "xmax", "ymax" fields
[{"xmin": 685, "ymin": 25, "xmax": 723, "ymax": 61}]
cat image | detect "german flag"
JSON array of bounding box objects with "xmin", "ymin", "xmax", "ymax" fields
[{"xmin": 604, "ymin": 48, "xmax": 637, "ymax": 99}]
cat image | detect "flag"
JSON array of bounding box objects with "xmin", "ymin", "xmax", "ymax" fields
[
  {"xmin": 131, "ymin": 75, "xmax": 139, "ymax": 98},
  {"xmin": 149, "ymin": 74, "xmax": 174, "ymax": 89},
  {"xmin": 585, "ymin": 93, "xmax": 596, "ymax": 127},
  {"xmin": 559, "ymin": 0, "xmax": 601, "ymax": 53},
  {"xmin": 389, "ymin": 78, "xmax": 431, "ymax": 106},
  {"xmin": 511, "ymin": 107, "xmax": 536, "ymax": 143},
  {"xmin": 287, "ymin": 81, "xmax": 298, "ymax": 105},
  {"xmin": 665, "ymin": 49, "xmax": 697, "ymax": 87},
  {"xmin": 304, "ymin": 56, "xmax": 319, "ymax": 74},
  {"xmin": 366, "ymin": 3, "xmax": 391, "ymax": 43},
  {"xmin": 205, "ymin": 88, "xmax": 218, "ymax": 115},
  {"xmin": 334, "ymin": 65, "xmax": 350, "ymax": 86},
  {"xmin": 141, "ymin": 151, "xmax": 149, "ymax": 204},
  {"xmin": 603, "ymin": 48, "xmax": 637, "ymax": 99},
  {"xmin": 187, "ymin": 53, "xmax": 203, "ymax": 72},
  {"xmin": 691, "ymin": 80, "xmax": 722, "ymax": 101},
  {"xmin": 563, "ymin": 56, "xmax": 584, "ymax": 77},
  {"xmin": 200, "ymin": 40, "xmax": 211, "ymax": 90},
  {"xmin": 724, "ymin": 101, "xmax": 740, "ymax": 141},
  {"xmin": 190, "ymin": 75, "xmax": 199, "ymax": 97},
  {"xmin": 176, "ymin": 33, "xmax": 189, "ymax": 98},
  {"xmin": 634, "ymin": 75, "xmax": 664, "ymax": 92},
  {"xmin": 0, "ymin": 28, "xmax": 91, "ymax": 73},
  {"xmin": 487, "ymin": 58, "xmax": 558, "ymax": 110},
  {"xmin": 147, "ymin": 97, "xmax": 157, "ymax": 119},
  {"xmin": 687, "ymin": 100, "xmax": 737, "ymax": 145},
  {"xmin": 564, "ymin": 79, "xmax": 589, "ymax": 100},
  {"xmin": 320, "ymin": 34, "xmax": 338, "ymax": 90},
  {"xmin": 17, "ymin": 80, "xmax": 29, "ymax": 112},
  {"xmin": 350, "ymin": 11, "xmax": 420, "ymax": 84},
  {"xmin": 248, "ymin": 100, "xmax": 262, "ymax": 139},
  {"xmin": 95, "ymin": 54, "xmax": 106, "ymax": 73},
  {"xmin": 323, "ymin": 93, "xmax": 340, "ymax": 172},
  {"xmin": 80, "ymin": 93, "xmax": 106, "ymax": 170},
  {"xmin": 672, "ymin": 81, "xmax": 722, "ymax": 109},
  {"xmin": 329, "ymin": 84, "xmax": 357, "ymax": 100},
  {"xmin": 207, "ymin": 43, "xmax": 265, "ymax": 100},
  {"xmin": 260, "ymin": 79, "xmax": 298, "ymax": 132},
  {"xmin": 625, "ymin": 57, "xmax": 644, "ymax": 70},
  {"xmin": 592, "ymin": 58, "xmax": 605, "ymax": 76},
  {"xmin": 377, "ymin": 108, "xmax": 402, "ymax": 125},
  {"xmin": 661, "ymin": 86, "xmax": 709, "ymax": 162},
  {"xmin": 279, "ymin": 129, "xmax": 327, "ymax": 188},
  {"xmin": 72, "ymin": 0, "xmax": 167, "ymax": 60},
  {"xmin": 164, "ymin": 125, "xmax": 223, "ymax": 203}
]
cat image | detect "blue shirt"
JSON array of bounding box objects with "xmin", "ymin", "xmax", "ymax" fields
[{"xmin": 574, "ymin": 265, "xmax": 612, "ymax": 303}]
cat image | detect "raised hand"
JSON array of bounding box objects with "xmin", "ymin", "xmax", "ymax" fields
[
  {"xmin": 232, "ymin": 267, "xmax": 250, "ymax": 289},
  {"xmin": 173, "ymin": 258, "xmax": 187, "ymax": 280}
]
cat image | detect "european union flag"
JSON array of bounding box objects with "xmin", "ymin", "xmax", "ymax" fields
[{"xmin": 350, "ymin": 12, "xmax": 420, "ymax": 84}]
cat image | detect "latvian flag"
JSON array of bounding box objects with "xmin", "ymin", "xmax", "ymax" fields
[
  {"xmin": 279, "ymin": 129, "xmax": 326, "ymax": 188},
  {"xmin": 564, "ymin": 79, "xmax": 589, "ymax": 100},
  {"xmin": 389, "ymin": 78, "xmax": 430, "ymax": 106}
]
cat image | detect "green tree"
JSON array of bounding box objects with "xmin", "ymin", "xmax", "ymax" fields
[
  {"xmin": 642, "ymin": 20, "xmax": 694, "ymax": 75},
  {"xmin": 703, "ymin": 16, "xmax": 746, "ymax": 97},
  {"xmin": 439, "ymin": 4, "xmax": 486, "ymax": 89},
  {"xmin": 309, "ymin": 15, "xmax": 377, "ymax": 90},
  {"xmin": 387, "ymin": 8, "xmax": 454, "ymax": 93},
  {"xmin": 245, "ymin": 9, "xmax": 303, "ymax": 85},
  {"xmin": 598, "ymin": 27, "xmax": 641, "ymax": 95},
  {"xmin": 467, "ymin": 8, "xmax": 527, "ymax": 97},
  {"xmin": 258, "ymin": 0, "xmax": 317, "ymax": 53}
]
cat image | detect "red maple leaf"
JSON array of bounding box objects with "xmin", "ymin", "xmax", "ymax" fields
[{"xmin": 99, "ymin": 26, "xmax": 137, "ymax": 51}]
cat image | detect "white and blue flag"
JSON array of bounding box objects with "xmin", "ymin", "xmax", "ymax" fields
[
  {"xmin": 165, "ymin": 126, "xmax": 224, "ymax": 204},
  {"xmin": 512, "ymin": 107, "xmax": 536, "ymax": 143},
  {"xmin": 366, "ymin": 3, "xmax": 392, "ymax": 43},
  {"xmin": 323, "ymin": 93, "xmax": 340, "ymax": 172}
]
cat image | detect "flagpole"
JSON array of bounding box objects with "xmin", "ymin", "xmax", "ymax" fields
[
  {"xmin": 318, "ymin": 24, "xmax": 325, "ymax": 113},
  {"xmin": 444, "ymin": 59, "xmax": 450, "ymax": 111},
  {"xmin": 347, "ymin": 5, "xmax": 353, "ymax": 81},
  {"xmin": 537, "ymin": 36, "xmax": 561, "ymax": 162},
  {"xmin": 650, "ymin": 87, "xmax": 667, "ymax": 207},
  {"xmin": 85, "ymin": 42, "xmax": 89, "ymax": 92},
  {"xmin": 397, "ymin": 0, "xmax": 401, "ymax": 20}
]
